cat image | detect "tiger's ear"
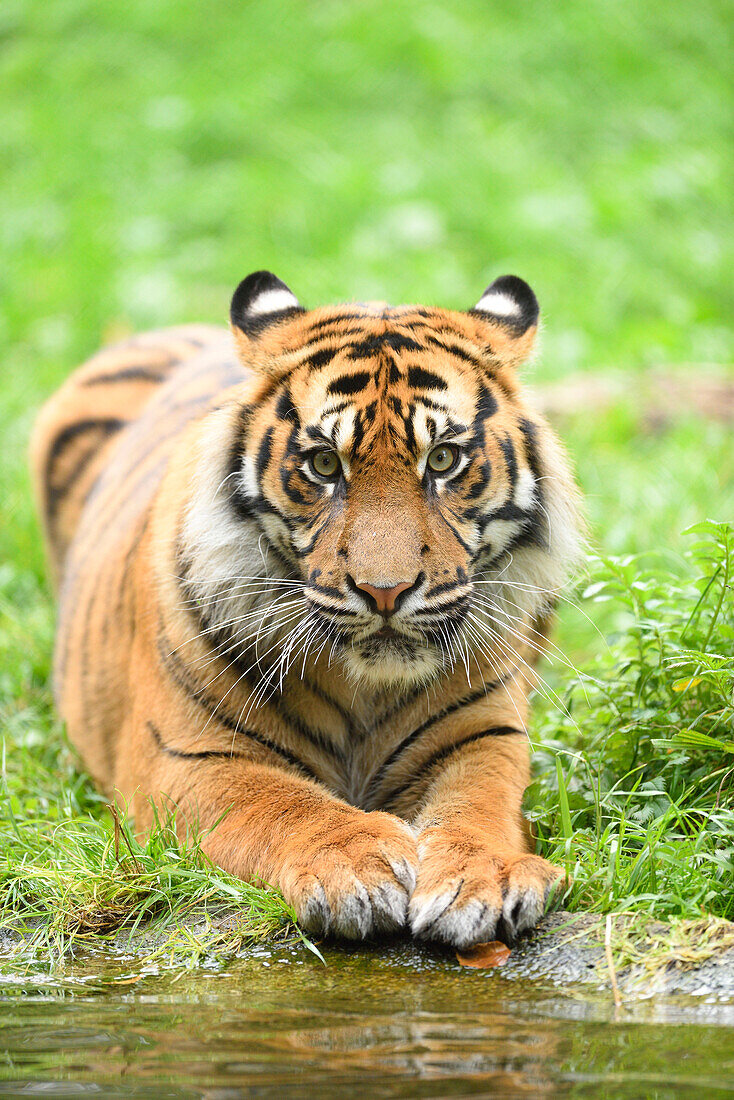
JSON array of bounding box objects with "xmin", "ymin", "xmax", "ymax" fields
[
  {"xmin": 230, "ymin": 271, "xmax": 304, "ymax": 335},
  {"xmin": 470, "ymin": 275, "xmax": 539, "ymax": 366}
]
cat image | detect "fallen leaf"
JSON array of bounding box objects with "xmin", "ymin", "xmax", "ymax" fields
[{"xmin": 456, "ymin": 940, "xmax": 512, "ymax": 968}]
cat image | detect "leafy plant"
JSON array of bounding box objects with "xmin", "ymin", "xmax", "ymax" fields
[{"xmin": 528, "ymin": 520, "xmax": 734, "ymax": 920}]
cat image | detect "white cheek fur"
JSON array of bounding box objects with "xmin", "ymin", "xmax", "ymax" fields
[{"xmin": 513, "ymin": 466, "xmax": 536, "ymax": 510}]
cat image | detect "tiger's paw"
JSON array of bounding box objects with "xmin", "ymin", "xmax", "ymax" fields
[
  {"xmin": 408, "ymin": 827, "xmax": 566, "ymax": 949},
  {"xmin": 282, "ymin": 810, "xmax": 418, "ymax": 941}
]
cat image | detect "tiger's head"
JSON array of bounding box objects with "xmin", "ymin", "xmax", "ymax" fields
[{"xmin": 184, "ymin": 271, "xmax": 583, "ymax": 690}]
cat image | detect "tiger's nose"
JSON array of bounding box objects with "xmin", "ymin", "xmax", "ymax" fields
[{"xmin": 351, "ymin": 576, "xmax": 420, "ymax": 616}]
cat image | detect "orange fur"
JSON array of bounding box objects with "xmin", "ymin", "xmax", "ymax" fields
[{"xmin": 30, "ymin": 277, "xmax": 582, "ymax": 946}]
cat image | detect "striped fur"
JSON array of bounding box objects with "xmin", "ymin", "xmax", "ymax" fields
[{"xmin": 30, "ymin": 274, "xmax": 583, "ymax": 947}]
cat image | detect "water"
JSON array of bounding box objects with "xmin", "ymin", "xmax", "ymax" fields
[{"xmin": 2, "ymin": 940, "xmax": 734, "ymax": 1098}]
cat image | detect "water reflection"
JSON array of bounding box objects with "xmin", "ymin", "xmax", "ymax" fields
[{"xmin": 1, "ymin": 941, "xmax": 733, "ymax": 1098}]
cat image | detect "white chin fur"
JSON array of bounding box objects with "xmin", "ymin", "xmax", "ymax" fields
[{"xmin": 341, "ymin": 646, "xmax": 443, "ymax": 689}]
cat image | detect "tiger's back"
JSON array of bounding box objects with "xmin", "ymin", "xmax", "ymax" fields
[
  {"xmin": 31, "ymin": 324, "xmax": 241, "ymax": 784},
  {"xmin": 31, "ymin": 324, "xmax": 231, "ymax": 585}
]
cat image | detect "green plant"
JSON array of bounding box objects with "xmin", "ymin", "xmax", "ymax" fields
[{"xmin": 528, "ymin": 520, "xmax": 734, "ymax": 920}]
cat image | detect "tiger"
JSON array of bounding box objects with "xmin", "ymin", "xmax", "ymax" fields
[{"xmin": 30, "ymin": 270, "xmax": 583, "ymax": 948}]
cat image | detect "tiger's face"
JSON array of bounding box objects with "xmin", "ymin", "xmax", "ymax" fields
[{"xmin": 220, "ymin": 271, "xmax": 582, "ymax": 689}]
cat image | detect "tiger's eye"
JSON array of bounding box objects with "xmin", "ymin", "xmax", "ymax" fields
[
  {"xmin": 427, "ymin": 444, "xmax": 459, "ymax": 474},
  {"xmin": 310, "ymin": 450, "xmax": 341, "ymax": 479}
]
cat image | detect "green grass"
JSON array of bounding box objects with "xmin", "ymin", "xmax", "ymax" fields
[
  {"xmin": 1, "ymin": 0, "xmax": 732, "ymax": 964},
  {"xmin": 0, "ymin": 797, "xmax": 307, "ymax": 968}
]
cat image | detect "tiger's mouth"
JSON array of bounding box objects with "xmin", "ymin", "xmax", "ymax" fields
[
  {"xmin": 341, "ymin": 624, "xmax": 446, "ymax": 687},
  {"xmin": 354, "ymin": 629, "xmax": 421, "ymax": 663},
  {"xmin": 303, "ymin": 589, "xmax": 473, "ymax": 686}
]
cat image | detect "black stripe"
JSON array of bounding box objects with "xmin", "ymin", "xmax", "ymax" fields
[
  {"xmin": 305, "ymin": 347, "xmax": 336, "ymax": 370},
  {"xmin": 255, "ymin": 427, "xmax": 274, "ymax": 483},
  {"xmin": 280, "ymin": 423, "xmax": 310, "ymax": 505},
  {"xmin": 148, "ymin": 720, "xmax": 247, "ymax": 761},
  {"xmin": 403, "ymin": 403, "xmax": 417, "ymax": 453},
  {"xmin": 383, "ymin": 725, "xmax": 525, "ymax": 807},
  {"xmin": 275, "ymin": 386, "xmax": 300, "ymax": 426},
  {"xmin": 384, "ymin": 332, "xmax": 425, "ymax": 354},
  {"xmin": 414, "ymin": 394, "xmax": 453, "ymax": 415},
  {"xmin": 499, "ymin": 436, "xmax": 518, "ymax": 484},
  {"xmin": 55, "ymin": 453, "xmax": 167, "ymax": 690},
  {"xmin": 280, "ymin": 470, "xmax": 309, "ymax": 506},
  {"xmin": 368, "ymin": 667, "xmax": 517, "ymax": 794},
  {"xmin": 156, "ymin": 624, "xmax": 320, "ymax": 780},
  {"xmin": 46, "ymin": 418, "xmax": 125, "ymax": 511},
  {"xmin": 46, "ymin": 443, "xmax": 110, "ymax": 529},
  {"xmin": 407, "ymin": 366, "xmax": 448, "ymax": 391},
  {"xmin": 290, "ymin": 328, "xmax": 365, "ymax": 359},
  {"xmin": 424, "ymin": 579, "xmax": 464, "ymax": 599},
  {"xmin": 80, "ymin": 378, "xmax": 239, "ymax": 529},
  {"xmin": 305, "ymin": 312, "xmax": 364, "ymax": 335},
  {"xmin": 346, "ymin": 335, "xmax": 384, "ymax": 359},
  {"xmin": 437, "ymin": 509, "xmax": 475, "ymax": 554},
  {"xmin": 411, "ymin": 596, "xmax": 470, "ymax": 620},
  {"xmin": 519, "ymin": 417, "xmax": 544, "ymax": 483},
  {"xmin": 225, "ymin": 403, "xmax": 302, "ymax": 553},
  {"xmin": 425, "ymin": 335, "xmax": 486, "ymax": 371},
  {"xmin": 326, "ymin": 371, "xmax": 370, "ymax": 396},
  {"xmin": 474, "ymin": 381, "xmax": 498, "ymax": 426},
  {"xmin": 350, "ymin": 406, "xmax": 366, "ymax": 452},
  {"xmin": 388, "ymin": 307, "xmax": 435, "ymax": 321},
  {"xmin": 307, "ymin": 603, "xmax": 360, "ymax": 620},
  {"xmin": 81, "ymin": 366, "xmax": 166, "ymax": 386},
  {"xmin": 235, "ymin": 306, "xmax": 303, "ymax": 336},
  {"xmin": 301, "ymin": 673, "xmax": 357, "ymax": 734},
  {"xmin": 371, "ymin": 683, "xmax": 431, "ymax": 734},
  {"xmin": 294, "ymin": 519, "xmax": 329, "ymax": 556},
  {"xmin": 497, "ymin": 419, "xmax": 546, "ymax": 552},
  {"xmin": 216, "ymin": 634, "xmax": 347, "ymax": 762},
  {"xmin": 466, "ymin": 457, "xmax": 491, "ymax": 500},
  {"xmin": 488, "ymin": 501, "xmax": 532, "ymax": 523},
  {"xmin": 310, "ymin": 581, "xmax": 345, "ymax": 599}
]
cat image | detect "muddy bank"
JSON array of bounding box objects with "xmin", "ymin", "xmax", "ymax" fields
[
  {"xmin": 502, "ymin": 912, "xmax": 734, "ymax": 1000},
  {"xmin": 4, "ymin": 909, "xmax": 734, "ymax": 1005}
]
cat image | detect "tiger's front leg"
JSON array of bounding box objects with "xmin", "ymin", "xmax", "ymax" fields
[
  {"xmin": 137, "ymin": 750, "xmax": 418, "ymax": 940},
  {"xmin": 406, "ymin": 733, "xmax": 565, "ymax": 948}
]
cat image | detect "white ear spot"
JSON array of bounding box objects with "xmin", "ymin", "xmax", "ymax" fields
[
  {"xmin": 472, "ymin": 275, "xmax": 539, "ymax": 336},
  {"xmin": 248, "ymin": 287, "xmax": 301, "ymax": 316},
  {"xmin": 475, "ymin": 290, "xmax": 521, "ymax": 318},
  {"xmin": 230, "ymin": 271, "xmax": 302, "ymax": 333}
]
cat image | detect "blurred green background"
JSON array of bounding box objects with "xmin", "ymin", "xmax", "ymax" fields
[
  {"xmin": 4, "ymin": 0, "xmax": 732, "ymax": 368},
  {"xmin": 1, "ymin": 0, "xmax": 732, "ymax": 658}
]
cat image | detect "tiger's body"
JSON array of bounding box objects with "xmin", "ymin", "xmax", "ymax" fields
[{"xmin": 31, "ymin": 272, "xmax": 582, "ymax": 947}]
